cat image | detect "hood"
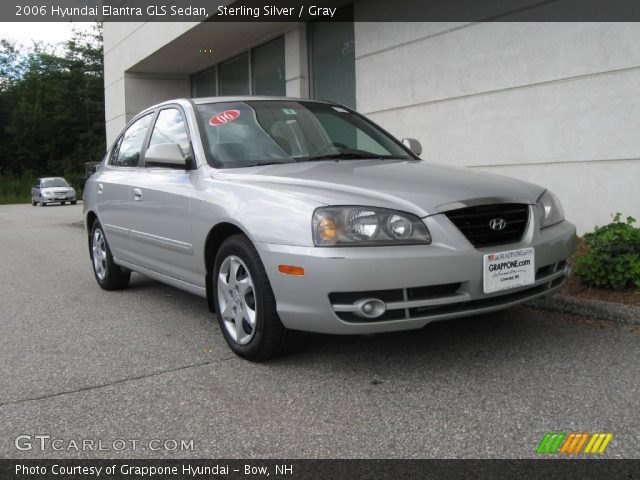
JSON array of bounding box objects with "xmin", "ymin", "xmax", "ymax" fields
[
  {"xmin": 41, "ymin": 187, "xmax": 72, "ymax": 193},
  {"xmin": 215, "ymin": 160, "xmax": 544, "ymax": 217}
]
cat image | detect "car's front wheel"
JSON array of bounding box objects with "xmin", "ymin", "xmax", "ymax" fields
[
  {"xmin": 90, "ymin": 221, "xmax": 131, "ymax": 290},
  {"xmin": 213, "ymin": 235, "xmax": 289, "ymax": 361}
]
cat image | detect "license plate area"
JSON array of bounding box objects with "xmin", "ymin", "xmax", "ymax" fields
[{"xmin": 483, "ymin": 247, "xmax": 535, "ymax": 294}]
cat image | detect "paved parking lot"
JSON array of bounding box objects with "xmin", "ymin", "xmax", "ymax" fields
[{"xmin": 0, "ymin": 203, "xmax": 638, "ymax": 458}]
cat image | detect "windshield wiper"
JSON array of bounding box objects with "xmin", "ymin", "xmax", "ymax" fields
[
  {"xmin": 241, "ymin": 161, "xmax": 290, "ymax": 168},
  {"xmin": 300, "ymin": 153, "xmax": 403, "ymax": 162}
]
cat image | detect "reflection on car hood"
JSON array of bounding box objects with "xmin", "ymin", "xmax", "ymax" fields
[{"xmin": 216, "ymin": 159, "xmax": 545, "ymax": 217}]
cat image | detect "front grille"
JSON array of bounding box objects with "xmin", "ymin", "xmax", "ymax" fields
[
  {"xmin": 536, "ymin": 260, "xmax": 567, "ymax": 280},
  {"xmin": 444, "ymin": 203, "xmax": 529, "ymax": 248},
  {"xmin": 408, "ymin": 276, "xmax": 564, "ymax": 318}
]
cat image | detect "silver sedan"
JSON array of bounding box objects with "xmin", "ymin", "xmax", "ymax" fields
[
  {"xmin": 84, "ymin": 97, "xmax": 575, "ymax": 360},
  {"xmin": 31, "ymin": 177, "xmax": 77, "ymax": 206}
]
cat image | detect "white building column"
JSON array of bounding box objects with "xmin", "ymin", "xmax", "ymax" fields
[{"xmin": 284, "ymin": 24, "xmax": 309, "ymax": 98}]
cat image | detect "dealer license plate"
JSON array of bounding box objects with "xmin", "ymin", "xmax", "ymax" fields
[{"xmin": 483, "ymin": 247, "xmax": 535, "ymax": 294}]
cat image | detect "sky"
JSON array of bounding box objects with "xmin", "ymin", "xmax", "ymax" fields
[{"xmin": 0, "ymin": 22, "xmax": 93, "ymax": 49}]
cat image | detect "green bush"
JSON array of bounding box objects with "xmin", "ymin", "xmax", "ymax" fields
[
  {"xmin": 573, "ymin": 213, "xmax": 640, "ymax": 290},
  {"xmin": 0, "ymin": 171, "xmax": 34, "ymax": 204}
]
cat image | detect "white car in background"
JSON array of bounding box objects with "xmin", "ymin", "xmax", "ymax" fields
[{"xmin": 31, "ymin": 177, "xmax": 77, "ymax": 206}]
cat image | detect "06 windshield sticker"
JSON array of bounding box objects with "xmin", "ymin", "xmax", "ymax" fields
[{"xmin": 209, "ymin": 109, "xmax": 240, "ymax": 126}]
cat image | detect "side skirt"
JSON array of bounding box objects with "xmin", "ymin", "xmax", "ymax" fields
[{"xmin": 115, "ymin": 257, "xmax": 207, "ymax": 299}]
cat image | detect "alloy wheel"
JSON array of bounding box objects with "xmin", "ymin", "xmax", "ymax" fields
[
  {"xmin": 92, "ymin": 228, "xmax": 107, "ymax": 280},
  {"xmin": 217, "ymin": 255, "xmax": 257, "ymax": 345}
]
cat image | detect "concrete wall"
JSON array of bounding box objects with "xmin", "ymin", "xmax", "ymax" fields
[
  {"xmin": 353, "ymin": 19, "xmax": 640, "ymax": 233},
  {"xmin": 104, "ymin": 22, "xmax": 198, "ymax": 144}
]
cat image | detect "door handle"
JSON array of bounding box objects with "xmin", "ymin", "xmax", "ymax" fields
[
  {"xmin": 133, "ymin": 188, "xmax": 143, "ymax": 201},
  {"xmin": 97, "ymin": 183, "xmax": 104, "ymax": 194}
]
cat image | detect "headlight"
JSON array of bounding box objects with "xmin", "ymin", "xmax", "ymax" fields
[
  {"xmin": 43, "ymin": 191, "xmax": 53, "ymax": 197},
  {"xmin": 313, "ymin": 206, "xmax": 431, "ymax": 246},
  {"xmin": 536, "ymin": 190, "xmax": 565, "ymax": 229}
]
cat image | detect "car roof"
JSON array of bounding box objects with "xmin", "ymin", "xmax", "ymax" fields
[
  {"xmin": 190, "ymin": 96, "xmax": 334, "ymax": 105},
  {"xmin": 40, "ymin": 177, "xmax": 66, "ymax": 181},
  {"xmin": 142, "ymin": 97, "xmax": 336, "ymax": 113}
]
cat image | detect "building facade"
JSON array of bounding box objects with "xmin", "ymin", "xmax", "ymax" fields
[{"xmin": 104, "ymin": 5, "xmax": 640, "ymax": 233}]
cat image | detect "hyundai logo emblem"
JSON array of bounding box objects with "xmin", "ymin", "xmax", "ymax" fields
[{"xmin": 489, "ymin": 218, "xmax": 507, "ymax": 231}]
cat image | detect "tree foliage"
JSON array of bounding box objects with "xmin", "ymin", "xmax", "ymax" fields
[{"xmin": 0, "ymin": 23, "xmax": 105, "ymax": 178}]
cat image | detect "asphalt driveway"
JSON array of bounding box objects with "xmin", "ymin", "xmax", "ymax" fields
[{"xmin": 0, "ymin": 203, "xmax": 638, "ymax": 458}]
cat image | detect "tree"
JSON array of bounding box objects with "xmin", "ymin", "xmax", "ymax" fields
[{"xmin": 0, "ymin": 23, "xmax": 105, "ymax": 178}]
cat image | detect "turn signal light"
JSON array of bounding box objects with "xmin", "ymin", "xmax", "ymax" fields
[
  {"xmin": 278, "ymin": 265, "xmax": 305, "ymax": 276},
  {"xmin": 317, "ymin": 216, "xmax": 338, "ymax": 241}
]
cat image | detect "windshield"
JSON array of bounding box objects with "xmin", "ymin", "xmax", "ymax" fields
[
  {"xmin": 195, "ymin": 100, "xmax": 414, "ymax": 168},
  {"xmin": 41, "ymin": 178, "xmax": 69, "ymax": 188}
]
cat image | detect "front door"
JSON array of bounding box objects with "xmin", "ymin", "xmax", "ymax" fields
[{"xmin": 126, "ymin": 107, "xmax": 197, "ymax": 285}]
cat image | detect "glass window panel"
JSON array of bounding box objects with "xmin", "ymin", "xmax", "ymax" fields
[
  {"xmin": 195, "ymin": 100, "xmax": 411, "ymax": 168},
  {"xmin": 191, "ymin": 66, "xmax": 217, "ymax": 97},
  {"xmin": 149, "ymin": 108, "xmax": 190, "ymax": 157},
  {"xmin": 110, "ymin": 114, "xmax": 153, "ymax": 167},
  {"xmin": 219, "ymin": 53, "xmax": 250, "ymax": 95},
  {"xmin": 251, "ymin": 36, "xmax": 286, "ymax": 96},
  {"xmin": 309, "ymin": 6, "xmax": 356, "ymax": 108}
]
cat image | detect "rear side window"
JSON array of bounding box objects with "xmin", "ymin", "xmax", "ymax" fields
[
  {"xmin": 148, "ymin": 108, "xmax": 190, "ymax": 157},
  {"xmin": 109, "ymin": 114, "xmax": 153, "ymax": 167}
]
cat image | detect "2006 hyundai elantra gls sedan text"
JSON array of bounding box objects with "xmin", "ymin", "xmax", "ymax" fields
[{"xmin": 84, "ymin": 97, "xmax": 575, "ymax": 360}]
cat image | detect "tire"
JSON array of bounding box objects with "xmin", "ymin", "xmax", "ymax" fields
[
  {"xmin": 213, "ymin": 234, "xmax": 289, "ymax": 361},
  {"xmin": 90, "ymin": 220, "xmax": 131, "ymax": 290},
  {"xmin": 40, "ymin": 198, "xmax": 46, "ymax": 207},
  {"xmin": 71, "ymin": 200, "xmax": 77, "ymax": 205},
  {"xmin": 31, "ymin": 199, "xmax": 36, "ymax": 206}
]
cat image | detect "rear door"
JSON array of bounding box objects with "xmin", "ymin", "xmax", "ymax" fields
[
  {"xmin": 126, "ymin": 106, "xmax": 197, "ymax": 284},
  {"xmin": 95, "ymin": 113, "xmax": 153, "ymax": 261}
]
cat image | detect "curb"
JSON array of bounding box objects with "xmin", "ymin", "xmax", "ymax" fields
[{"xmin": 526, "ymin": 294, "xmax": 640, "ymax": 326}]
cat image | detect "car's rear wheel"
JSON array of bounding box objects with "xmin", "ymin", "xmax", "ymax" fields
[
  {"xmin": 90, "ymin": 221, "xmax": 130, "ymax": 290},
  {"xmin": 213, "ymin": 235, "xmax": 288, "ymax": 361}
]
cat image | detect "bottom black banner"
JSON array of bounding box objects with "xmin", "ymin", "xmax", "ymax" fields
[{"xmin": 1, "ymin": 459, "xmax": 639, "ymax": 480}]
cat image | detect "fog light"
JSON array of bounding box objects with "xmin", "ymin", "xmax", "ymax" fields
[{"xmin": 353, "ymin": 298, "xmax": 386, "ymax": 319}]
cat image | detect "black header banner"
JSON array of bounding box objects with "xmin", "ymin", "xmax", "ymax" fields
[
  {"xmin": 1, "ymin": 459, "xmax": 639, "ymax": 480},
  {"xmin": 4, "ymin": 0, "xmax": 640, "ymax": 22}
]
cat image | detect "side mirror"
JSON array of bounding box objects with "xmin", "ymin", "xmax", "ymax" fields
[
  {"xmin": 144, "ymin": 143, "xmax": 186, "ymax": 167},
  {"xmin": 402, "ymin": 138, "xmax": 422, "ymax": 157}
]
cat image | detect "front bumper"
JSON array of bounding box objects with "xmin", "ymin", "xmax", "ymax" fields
[
  {"xmin": 44, "ymin": 196, "xmax": 76, "ymax": 202},
  {"xmin": 256, "ymin": 213, "xmax": 576, "ymax": 335}
]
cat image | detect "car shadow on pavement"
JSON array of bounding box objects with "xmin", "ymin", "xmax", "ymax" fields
[
  {"xmin": 119, "ymin": 274, "xmax": 595, "ymax": 377},
  {"xmin": 273, "ymin": 306, "xmax": 576, "ymax": 378}
]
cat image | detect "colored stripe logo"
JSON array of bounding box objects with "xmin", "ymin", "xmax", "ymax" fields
[{"xmin": 537, "ymin": 433, "xmax": 613, "ymax": 454}]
